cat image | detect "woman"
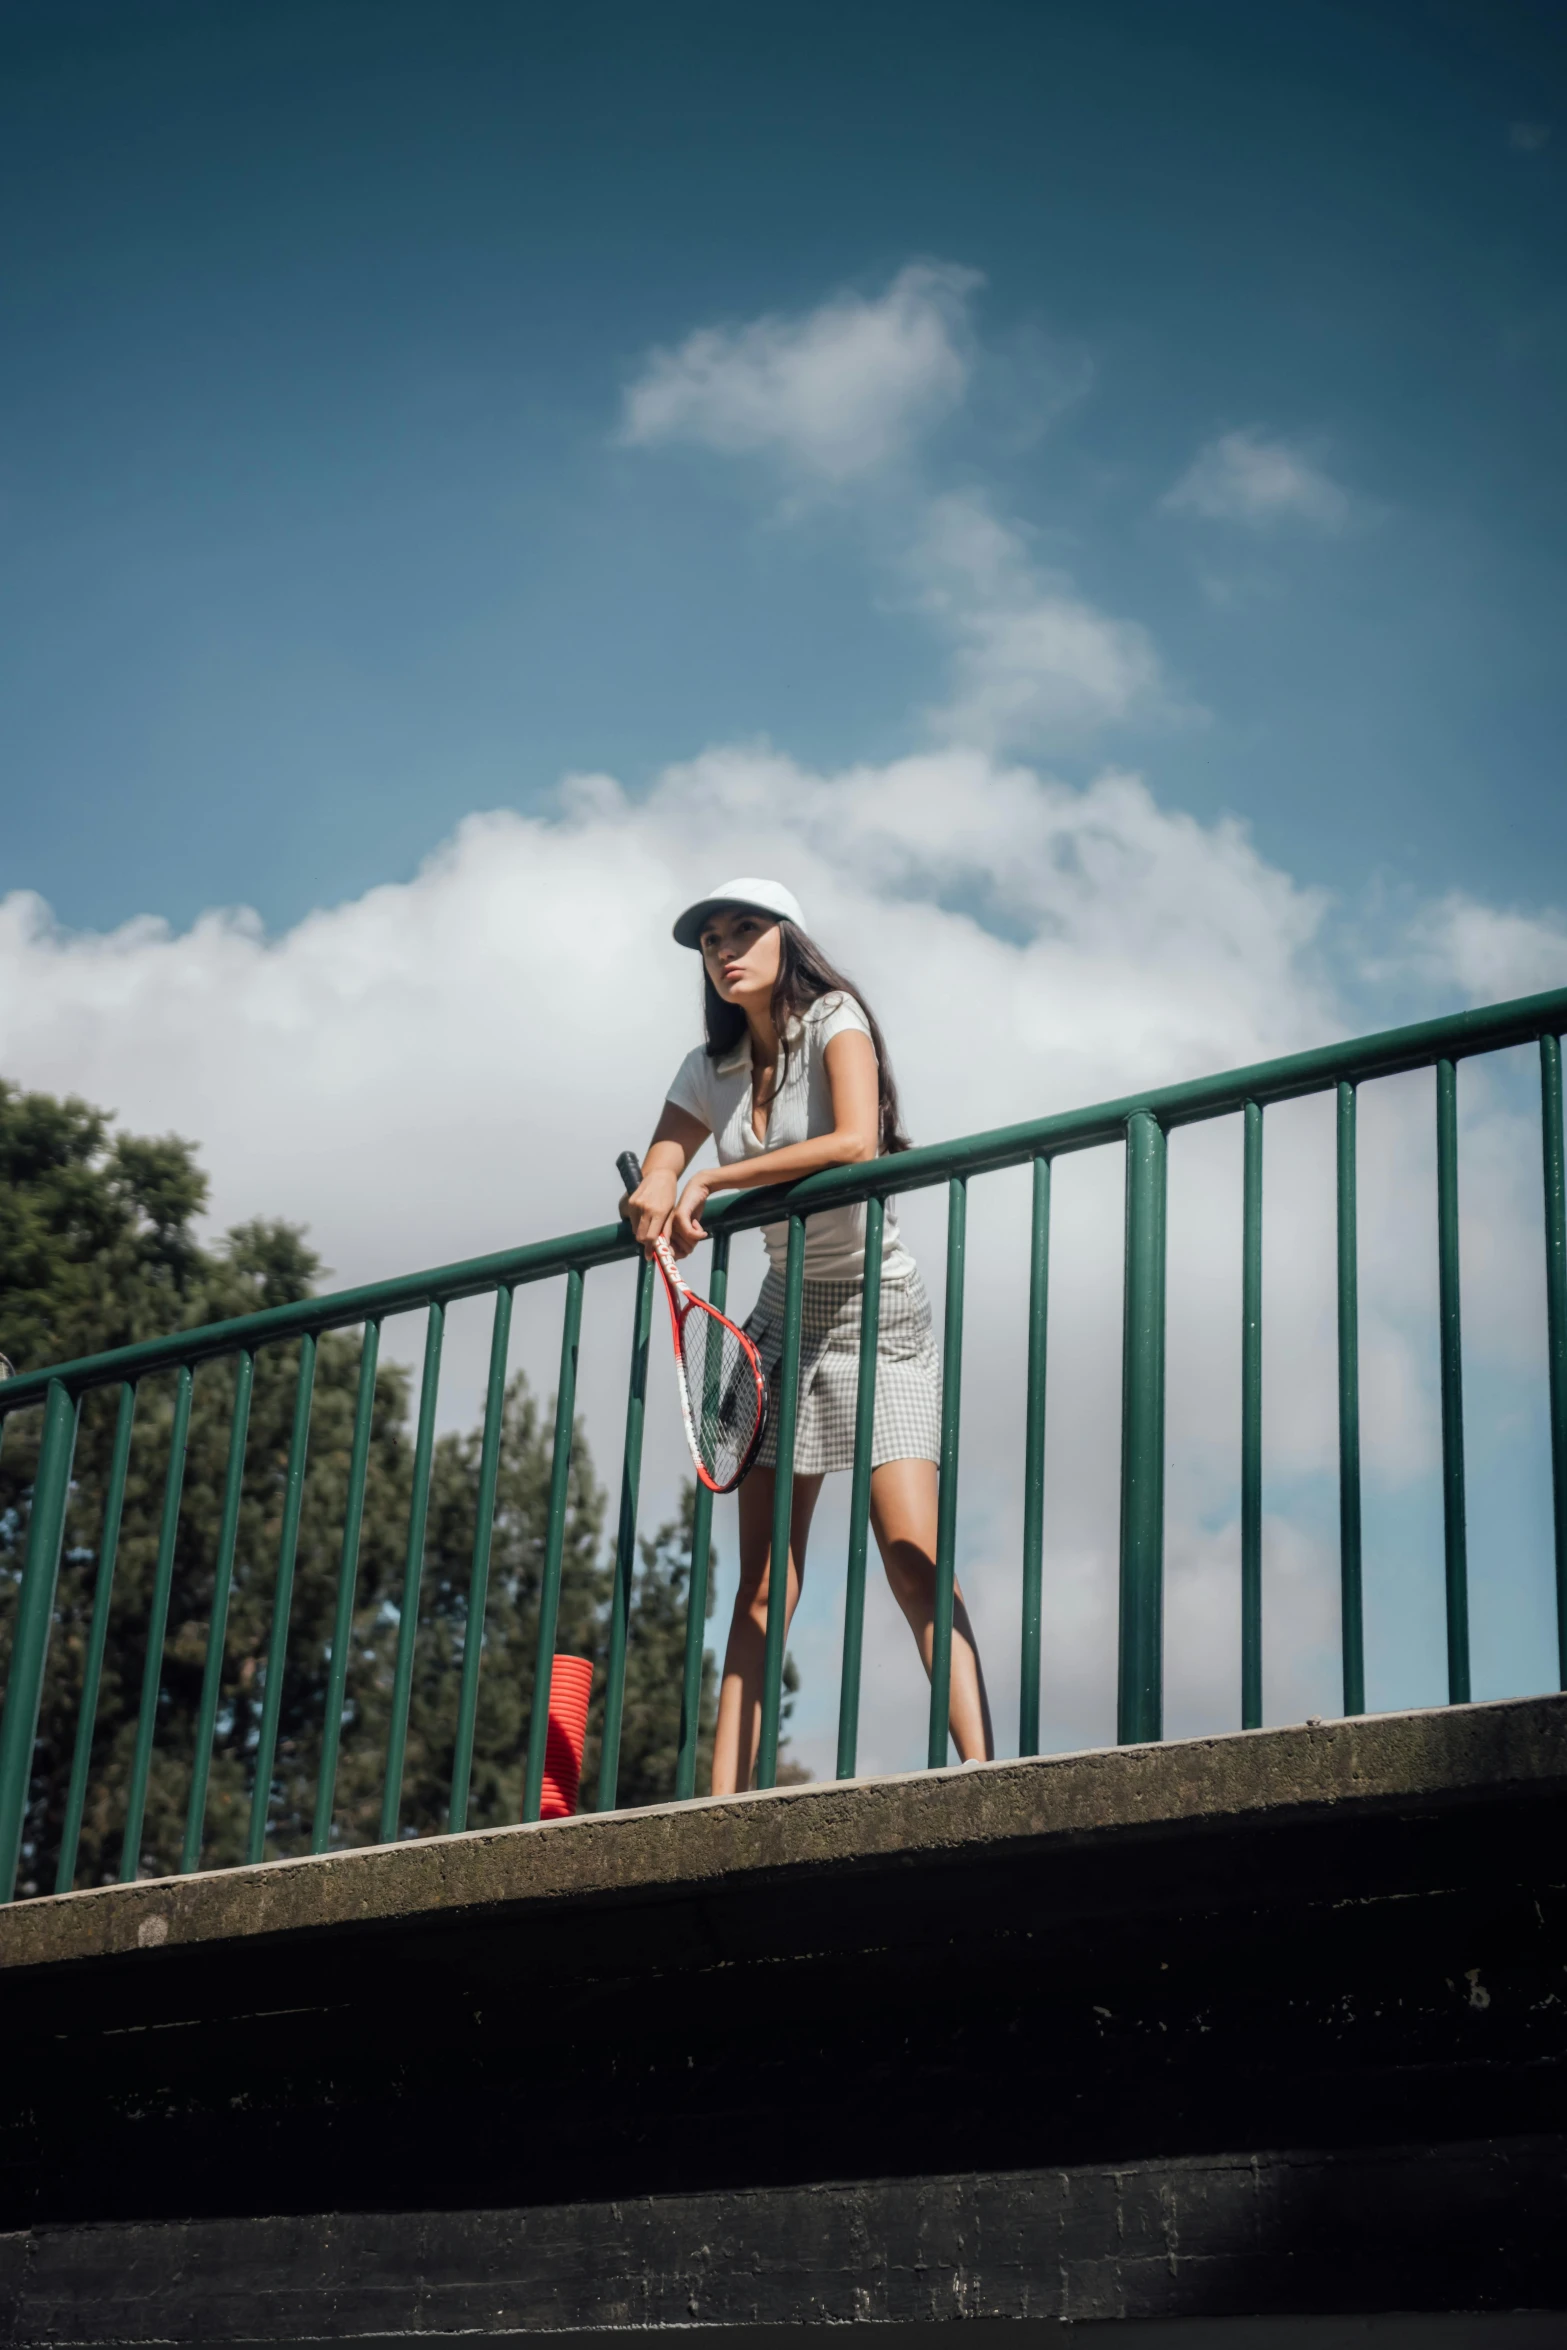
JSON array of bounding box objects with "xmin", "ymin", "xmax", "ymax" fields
[{"xmin": 622, "ymin": 875, "xmax": 994, "ymax": 1795}]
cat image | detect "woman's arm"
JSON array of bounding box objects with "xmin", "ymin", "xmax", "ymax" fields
[
  {"xmin": 668, "ymin": 1029, "xmax": 879, "ymax": 1254},
  {"xmin": 621, "ymin": 1101, "xmax": 711, "ymax": 1248}
]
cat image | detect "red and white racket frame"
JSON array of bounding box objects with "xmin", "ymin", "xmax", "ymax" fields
[{"xmin": 650, "ymin": 1234, "xmax": 768, "ymax": 1494}]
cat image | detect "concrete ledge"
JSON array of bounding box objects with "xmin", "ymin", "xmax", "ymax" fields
[
  {"xmin": 3, "ymin": 2138, "xmax": 1564, "ymax": 2339},
  {"xmin": 3, "ymin": 1691, "xmax": 1563, "ymax": 1976}
]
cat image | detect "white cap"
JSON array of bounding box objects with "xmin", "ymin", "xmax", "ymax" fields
[{"xmin": 672, "ymin": 876, "xmax": 805, "ymax": 949}]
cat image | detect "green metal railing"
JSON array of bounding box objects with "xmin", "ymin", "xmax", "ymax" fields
[{"xmin": 2, "ymin": 984, "xmax": 1566, "ymax": 1901}]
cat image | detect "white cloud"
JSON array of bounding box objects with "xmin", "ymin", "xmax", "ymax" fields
[
  {"xmin": 1398, "ymin": 892, "xmax": 1567, "ymax": 1004},
  {"xmin": 1163, "ymin": 428, "xmax": 1351, "ymax": 531},
  {"xmin": 4, "ymin": 749, "xmax": 1556, "ymax": 1774},
  {"xmin": 618, "ymin": 261, "xmax": 980, "ymax": 481},
  {"xmin": 622, "ymin": 264, "xmax": 1170, "ymax": 753},
  {"xmin": 912, "ymin": 490, "xmax": 1169, "ymax": 748}
]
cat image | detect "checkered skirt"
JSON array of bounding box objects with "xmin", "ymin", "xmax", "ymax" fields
[{"xmin": 742, "ymin": 1262, "xmax": 942, "ymax": 1477}]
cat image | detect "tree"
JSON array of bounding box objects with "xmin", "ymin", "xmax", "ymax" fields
[
  {"xmin": 0, "ymin": 1083, "xmax": 208, "ymax": 1379},
  {"xmin": 0, "ymin": 1082, "xmax": 731, "ymax": 1895}
]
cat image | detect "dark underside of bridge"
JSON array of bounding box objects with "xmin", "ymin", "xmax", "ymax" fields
[{"xmin": 1, "ymin": 1696, "xmax": 1565, "ymax": 2345}]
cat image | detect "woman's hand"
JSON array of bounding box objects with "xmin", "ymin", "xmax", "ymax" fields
[
  {"xmin": 622, "ymin": 1106, "xmax": 710, "ymax": 1255},
  {"xmin": 667, "ymin": 1173, "xmax": 712, "ymax": 1259},
  {"xmin": 623, "ymin": 1169, "xmax": 679, "ymax": 1250}
]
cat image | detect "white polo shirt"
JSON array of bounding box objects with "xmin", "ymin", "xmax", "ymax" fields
[{"xmin": 665, "ymin": 992, "xmax": 915, "ymax": 1283}]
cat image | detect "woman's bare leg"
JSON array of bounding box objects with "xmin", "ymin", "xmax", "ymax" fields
[
  {"xmin": 870, "ymin": 1457, "xmax": 994, "ymax": 1762},
  {"xmin": 710, "ymin": 1468, "xmax": 826, "ymax": 1795}
]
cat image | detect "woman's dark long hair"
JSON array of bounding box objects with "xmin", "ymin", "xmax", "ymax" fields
[{"xmin": 703, "ymin": 919, "xmax": 910, "ymax": 1156}]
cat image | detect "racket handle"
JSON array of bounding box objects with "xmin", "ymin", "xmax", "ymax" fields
[{"xmin": 616, "ymin": 1151, "xmax": 644, "ymax": 1196}]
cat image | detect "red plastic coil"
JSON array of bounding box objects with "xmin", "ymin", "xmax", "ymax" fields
[{"xmin": 540, "ymin": 1654, "xmax": 594, "ymax": 1819}]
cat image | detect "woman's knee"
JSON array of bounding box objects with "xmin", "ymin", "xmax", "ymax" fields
[
  {"xmin": 732, "ymin": 1558, "xmax": 772, "ymax": 1612},
  {"xmin": 881, "ymin": 1541, "xmax": 936, "ymax": 1605},
  {"xmin": 733, "ymin": 1552, "xmax": 804, "ymax": 1615}
]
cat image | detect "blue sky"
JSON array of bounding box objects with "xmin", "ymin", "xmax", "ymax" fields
[{"xmin": 3, "ymin": 0, "xmax": 1563, "ymax": 939}]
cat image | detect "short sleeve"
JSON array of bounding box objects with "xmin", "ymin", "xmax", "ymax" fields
[
  {"xmin": 665, "ymin": 1045, "xmax": 714, "ymax": 1128},
  {"xmin": 815, "ymin": 991, "xmax": 873, "ymax": 1052}
]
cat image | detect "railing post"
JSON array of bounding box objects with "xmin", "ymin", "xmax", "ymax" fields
[
  {"xmin": 1018, "ymin": 1158, "xmax": 1050, "ymax": 1758},
  {"xmin": 1118, "ymin": 1111, "xmax": 1167, "ymax": 1745},
  {"xmin": 0, "ymin": 1380, "xmax": 78, "ymax": 1902},
  {"xmin": 604, "ymin": 1254, "xmax": 654, "ymax": 1808},
  {"xmin": 1540, "ymin": 1033, "xmax": 1567, "ymax": 1690},
  {"xmin": 837, "ymin": 1195, "xmax": 884, "ymax": 1780},
  {"xmin": 756, "ymin": 1215, "xmax": 807, "ymax": 1790},
  {"xmin": 675, "ymin": 1240, "xmax": 721, "ymax": 1803},
  {"xmin": 448, "ymin": 1289, "xmax": 514, "ymax": 1834},
  {"xmin": 929, "ymin": 1176, "xmax": 967, "ymax": 1768},
  {"xmin": 522, "ymin": 1268, "xmax": 585, "ymax": 1823},
  {"xmin": 601, "ymin": 1259, "xmax": 648, "ymax": 1804},
  {"xmin": 1241, "ymin": 1101, "xmax": 1264, "ymax": 1729},
  {"xmin": 1436, "ymin": 1058, "xmax": 1471, "ymax": 1704},
  {"xmin": 183, "ymin": 1352, "xmax": 254, "ymax": 1873},
  {"xmin": 57, "ymin": 1380, "xmax": 137, "ymax": 1893},
  {"xmin": 313, "ymin": 1322, "xmax": 381, "ymax": 1853},
  {"xmin": 121, "ymin": 1365, "xmax": 194, "ymax": 1882},
  {"xmin": 1336, "ymin": 1081, "xmax": 1365, "ymax": 1716},
  {"xmin": 246, "ymin": 1337, "xmax": 317, "ymax": 1866},
  {"xmin": 381, "ymin": 1304, "xmax": 445, "ymax": 1845}
]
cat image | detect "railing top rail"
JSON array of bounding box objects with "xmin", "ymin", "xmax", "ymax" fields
[
  {"xmin": 0, "ymin": 1225, "xmax": 638, "ymax": 1412},
  {"xmin": 3, "ymin": 981, "xmax": 1562, "ymax": 1414}
]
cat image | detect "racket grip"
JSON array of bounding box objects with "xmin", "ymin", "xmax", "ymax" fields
[{"xmin": 616, "ymin": 1151, "xmax": 644, "ymax": 1197}]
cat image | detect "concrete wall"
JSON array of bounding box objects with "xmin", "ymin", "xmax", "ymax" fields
[{"xmin": 2, "ymin": 1695, "xmax": 1564, "ymax": 2340}]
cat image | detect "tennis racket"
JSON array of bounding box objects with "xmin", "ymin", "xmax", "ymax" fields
[{"xmin": 617, "ymin": 1151, "xmax": 768, "ymax": 1493}]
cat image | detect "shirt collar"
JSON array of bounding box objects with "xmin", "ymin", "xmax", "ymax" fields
[{"xmin": 715, "ymin": 1012, "xmax": 805, "ymax": 1080}]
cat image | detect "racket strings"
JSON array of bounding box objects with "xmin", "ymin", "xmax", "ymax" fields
[{"xmin": 678, "ymin": 1302, "xmax": 764, "ymax": 1492}]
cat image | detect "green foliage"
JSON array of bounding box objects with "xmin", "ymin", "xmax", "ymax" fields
[
  {"xmin": 0, "ymin": 1082, "xmax": 209, "ymax": 1377},
  {"xmin": 0, "ymin": 1084, "xmax": 731, "ymax": 1897}
]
